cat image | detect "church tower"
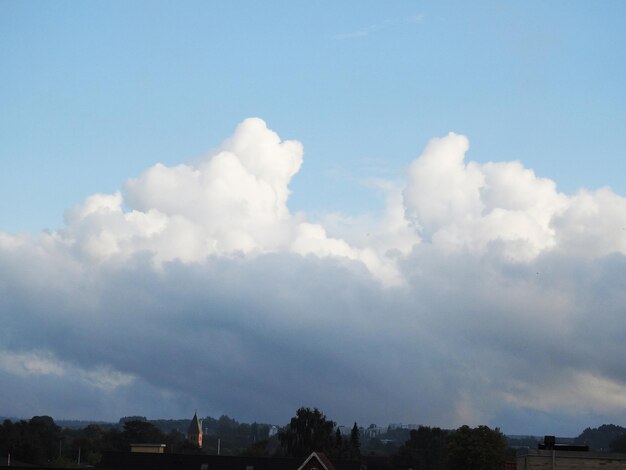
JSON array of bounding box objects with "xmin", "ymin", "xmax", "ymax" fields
[{"xmin": 187, "ymin": 412, "xmax": 203, "ymax": 448}]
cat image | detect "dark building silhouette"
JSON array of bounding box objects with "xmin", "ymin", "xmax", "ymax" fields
[{"xmin": 187, "ymin": 412, "xmax": 203, "ymax": 448}]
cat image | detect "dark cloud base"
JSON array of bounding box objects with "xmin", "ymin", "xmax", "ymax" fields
[{"xmin": 2, "ymin": 246, "xmax": 626, "ymax": 436}]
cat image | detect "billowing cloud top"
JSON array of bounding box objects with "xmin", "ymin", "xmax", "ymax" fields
[
  {"xmin": 54, "ymin": 118, "xmax": 403, "ymax": 285},
  {"xmin": 1, "ymin": 119, "xmax": 626, "ymax": 435}
]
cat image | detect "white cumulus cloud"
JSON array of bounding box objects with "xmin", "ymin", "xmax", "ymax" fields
[
  {"xmin": 2, "ymin": 119, "xmax": 626, "ymax": 434},
  {"xmin": 51, "ymin": 118, "xmax": 403, "ymax": 285}
]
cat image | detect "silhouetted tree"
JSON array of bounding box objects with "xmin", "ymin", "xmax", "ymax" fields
[
  {"xmin": 242, "ymin": 439, "xmax": 270, "ymax": 457},
  {"xmin": 278, "ymin": 407, "xmax": 335, "ymax": 458},
  {"xmin": 395, "ymin": 426, "xmax": 449, "ymax": 470},
  {"xmin": 118, "ymin": 416, "xmax": 147, "ymax": 425},
  {"xmin": 446, "ymin": 425, "xmax": 506, "ymax": 470},
  {"xmin": 0, "ymin": 416, "xmax": 61, "ymax": 465},
  {"xmin": 610, "ymin": 434, "xmax": 626, "ymax": 453},
  {"xmin": 576, "ymin": 424, "xmax": 626, "ymax": 451},
  {"xmin": 334, "ymin": 428, "xmax": 343, "ymax": 454},
  {"xmin": 350, "ymin": 423, "xmax": 361, "ymax": 458},
  {"xmin": 120, "ymin": 420, "xmax": 165, "ymax": 448}
]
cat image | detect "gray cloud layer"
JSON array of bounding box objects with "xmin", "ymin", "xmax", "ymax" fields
[{"xmin": 1, "ymin": 119, "xmax": 626, "ymax": 436}]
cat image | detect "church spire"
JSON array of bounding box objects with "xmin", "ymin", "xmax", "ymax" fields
[{"xmin": 187, "ymin": 412, "xmax": 203, "ymax": 448}]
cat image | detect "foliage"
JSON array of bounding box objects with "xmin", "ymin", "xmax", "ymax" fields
[
  {"xmin": 120, "ymin": 419, "xmax": 165, "ymax": 444},
  {"xmin": 395, "ymin": 426, "xmax": 449, "ymax": 470},
  {"xmin": 241, "ymin": 439, "xmax": 270, "ymax": 457},
  {"xmin": 363, "ymin": 437, "xmax": 402, "ymax": 456},
  {"xmin": 0, "ymin": 413, "xmax": 294, "ymax": 463},
  {"xmin": 201, "ymin": 416, "xmax": 271, "ymax": 455},
  {"xmin": 505, "ymin": 435, "xmax": 541, "ymax": 449},
  {"xmin": 350, "ymin": 422, "xmax": 361, "ymax": 457},
  {"xmin": 0, "ymin": 416, "xmax": 61, "ymax": 465},
  {"xmin": 278, "ymin": 407, "xmax": 335, "ymax": 458},
  {"xmin": 118, "ymin": 416, "xmax": 147, "ymax": 425},
  {"xmin": 17, "ymin": 411, "xmax": 623, "ymax": 467},
  {"xmin": 446, "ymin": 425, "xmax": 507, "ymax": 470},
  {"xmin": 610, "ymin": 434, "xmax": 626, "ymax": 453},
  {"xmin": 148, "ymin": 418, "xmax": 195, "ymax": 434},
  {"xmin": 329, "ymin": 423, "xmax": 361, "ymax": 460},
  {"xmin": 575, "ymin": 424, "xmax": 626, "ymax": 451}
]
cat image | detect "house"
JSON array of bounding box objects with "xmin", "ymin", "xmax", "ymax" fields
[
  {"xmin": 101, "ymin": 450, "xmax": 362, "ymax": 470},
  {"xmin": 297, "ymin": 452, "xmax": 336, "ymax": 470},
  {"xmin": 517, "ymin": 436, "xmax": 626, "ymax": 469},
  {"xmin": 517, "ymin": 448, "xmax": 626, "ymax": 469},
  {"xmin": 130, "ymin": 443, "xmax": 166, "ymax": 454}
]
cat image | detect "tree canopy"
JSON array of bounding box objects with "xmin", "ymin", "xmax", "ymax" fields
[
  {"xmin": 278, "ymin": 407, "xmax": 335, "ymax": 458},
  {"xmin": 576, "ymin": 424, "xmax": 626, "ymax": 451},
  {"xmin": 395, "ymin": 426, "xmax": 449, "ymax": 470},
  {"xmin": 0, "ymin": 416, "xmax": 61, "ymax": 466},
  {"xmin": 350, "ymin": 422, "xmax": 361, "ymax": 457},
  {"xmin": 446, "ymin": 425, "xmax": 507, "ymax": 470}
]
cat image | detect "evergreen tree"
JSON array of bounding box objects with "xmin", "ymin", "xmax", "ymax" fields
[
  {"xmin": 335, "ymin": 429, "xmax": 343, "ymax": 452},
  {"xmin": 350, "ymin": 423, "xmax": 361, "ymax": 458}
]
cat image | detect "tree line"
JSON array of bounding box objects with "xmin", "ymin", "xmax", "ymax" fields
[
  {"xmin": 0, "ymin": 416, "xmax": 203, "ymax": 466},
  {"xmin": 0, "ymin": 414, "xmax": 275, "ymax": 466},
  {"xmin": 4, "ymin": 409, "xmax": 626, "ymax": 468},
  {"xmin": 277, "ymin": 407, "xmax": 508, "ymax": 470}
]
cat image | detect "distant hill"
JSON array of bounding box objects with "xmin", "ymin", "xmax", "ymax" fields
[
  {"xmin": 2, "ymin": 416, "xmax": 116, "ymax": 429},
  {"xmin": 574, "ymin": 424, "xmax": 626, "ymax": 451},
  {"xmin": 149, "ymin": 418, "xmax": 193, "ymax": 434},
  {"xmin": 0, "ymin": 416, "xmax": 19, "ymax": 423},
  {"xmin": 57, "ymin": 419, "xmax": 116, "ymax": 429},
  {"xmin": 506, "ymin": 435, "xmax": 542, "ymax": 449}
]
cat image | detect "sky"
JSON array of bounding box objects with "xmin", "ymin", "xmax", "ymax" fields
[{"xmin": 1, "ymin": 1, "xmax": 625, "ymax": 437}]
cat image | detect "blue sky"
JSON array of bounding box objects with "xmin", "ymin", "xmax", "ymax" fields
[
  {"xmin": 2, "ymin": 1, "xmax": 625, "ymax": 233},
  {"xmin": 1, "ymin": 1, "xmax": 626, "ymax": 437}
]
